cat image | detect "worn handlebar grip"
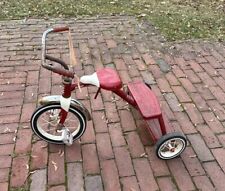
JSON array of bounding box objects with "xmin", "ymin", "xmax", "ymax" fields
[{"xmin": 53, "ymin": 26, "xmax": 69, "ymax": 32}]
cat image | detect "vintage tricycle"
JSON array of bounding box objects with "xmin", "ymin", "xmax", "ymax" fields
[{"xmin": 30, "ymin": 27, "xmax": 187, "ymax": 160}]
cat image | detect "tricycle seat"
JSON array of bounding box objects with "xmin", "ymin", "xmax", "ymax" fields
[{"xmin": 80, "ymin": 68, "xmax": 122, "ymax": 90}]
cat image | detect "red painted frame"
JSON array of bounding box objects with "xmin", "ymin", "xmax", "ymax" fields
[{"xmin": 60, "ymin": 80, "xmax": 167, "ymax": 143}]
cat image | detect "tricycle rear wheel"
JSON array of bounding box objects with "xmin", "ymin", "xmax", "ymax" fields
[{"xmin": 156, "ymin": 132, "xmax": 187, "ymax": 160}]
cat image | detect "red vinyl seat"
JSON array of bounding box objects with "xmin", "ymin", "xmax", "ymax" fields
[{"xmin": 96, "ymin": 68, "xmax": 122, "ymax": 90}]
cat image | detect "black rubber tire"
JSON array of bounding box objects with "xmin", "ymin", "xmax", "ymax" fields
[
  {"xmin": 30, "ymin": 103, "xmax": 86, "ymax": 144},
  {"xmin": 155, "ymin": 132, "xmax": 187, "ymax": 160}
]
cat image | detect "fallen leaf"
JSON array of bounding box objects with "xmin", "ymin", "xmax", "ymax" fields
[{"xmin": 51, "ymin": 161, "xmax": 58, "ymax": 171}]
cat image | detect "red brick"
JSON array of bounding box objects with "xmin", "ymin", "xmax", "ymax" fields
[
  {"xmin": 133, "ymin": 158, "xmax": 158, "ymax": 191},
  {"xmin": 187, "ymin": 134, "xmax": 214, "ymax": 162},
  {"xmin": 202, "ymin": 63, "xmax": 218, "ymax": 77},
  {"xmin": 148, "ymin": 65, "xmax": 163, "ymax": 79},
  {"xmin": 24, "ymin": 85, "xmax": 38, "ymax": 103},
  {"xmin": 114, "ymin": 58, "xmax": 127, "ymax": 70},
  {"xmin": 114, "ymin": 146, "xmax": 134, "ymax": 177},
  {"xmin": 31, "ymin": 141, "xmax": 48, "ymax": 170},
  {"xmin": 0, "ymin": 155, "xmax": 12, "ymax": 168},
  {"xmin": 118, "ymin": 70, "xmax": 131, "ymax": 84},
  {"xmin": 0, "ymin": 182, "xmax": 8, "ymax": 191},
  {"xmin": 193, "ymin": 176, "xmax": 215, "ymax": 191},
  {"xmin": 0, "ymin": 168, "xmax": 9, "ymax": 182},
  {"xmin": 181, "ymin": 147, "xmax": 205, "ymax": 176},
  {"xmin": 198, "ymin": 72, "xmax": 217, "ymax": 86},
  {"xmin": 190, "ymin": 93, "xmax": 209, "ymax": 111},
  {"xmin": 11, "ymin": 155, "xmax": 29, "ymax": 187},
  {"xmin": 0, "ymin": 115, "xmax": 20, "ymax": 124},
  {"xmin": 75, "ymin": 87, "xmax": 89, "ymax": 100},
  {"xmin": 172, "ymin": 86, "xmax": 192, "ymax": 103},
  {"xmin": 101, "ymin": 160, "xmax": 121, "ymax": 191},
  {"xmin": 174, "ymin": 57, "xmax": 190, "ymax": 69},
  {"xmin": 173, "ymin": 65, "xmax": 186, "ymax": 78},
  {"xmin": 179, "ymin": 78, "xmax": 197, "ymax": 93},
  {"xmin": 184, "ymin": 70, "xmax": 201, "ymax": 83},
  {"xmin": 120, "ymin": 110, "xmax": 136, "ymax": 132},
  {"xmin": 104, "ymin": 102, "xmax": 119, "ymax": 123},
  {"xmin": 20, "ymin": 103, "xmax": 36, "ymax": 123},
  {"xmin": 146, "ymin": 146, "xmax": 170, "ymax": 177},
  {"xmin": 88, "ymin": 39, "xmax": 97, "ymax": 48},
  {"xmin": 48, "ymin": 152, "xmax": 65, "ymax": 185},
  {"xmin": 197, "ymin": 125, "xmax": 221, "ymax": 148},
  {"xmin": 164, "ymin": 93, "xmax": 183, "ymax": 112},
  {"xmin": 0, "ymin": 144, "xmax": 14, "ymax": 155},
  {"xmin": 209, "ymin": 86, "xmax": 225, "ymax": 104},
  {"xmin": 0, "ymin": 98, "xmax": 23, "ymax": 107},
  {"xmin": 65, "ymin": 141, "xmax": 82, "ymax": 163},
  {"xmin": 202, "ymin": 112, "xmax": 224, "ymax": 133},
  {"xmin": 203, "ymin": 162, "xmax": 225, "ymax": 191},
  {"xmin": 165, "ymin": 72, "xmax": 180, "ymax": 86},
  {"xmin": 90, "ymin": 93, "xmax": 104, "ymax": 111},
  {"xmin": 214, "ymin": 76, "xmax": 225, "ymax": 91},
  {"xmin": 27, "ymin": 71, "xmax": 39, "ymax": 85},
  {"xmin": 134, "ymin": 59, "xmax": 147, "ymax": 71},
  {"xmin": 96, "ymin": 133, "xmax": 113, "ymax": 160},
  {"xmin": 30, "ymin": 169, "xmax": 47, "ymax": 191},
  {"xmin": 188, "ymin": 60, "xmax": 203, "ymax": 72},
  {"xmin": 0, "ymin": 78, "xmax": 26, "ymax": 85},
  {"xmin": 81, "ymin": 121, "xmax": 95, "ymax": 144},
  {"xmin": 67, "ymin": 163, "xmax": 84, "ymax": 191},
  {"xmin": 15, "ymin": 128, "xmax": 32, "ymax": 154},
  {"xmin": 157, "ymin": 177, "xmax": 177, "ymax": 191},
  {"xmin": 212, "ymin": 148, "xmax": 225, "ymax": 172},
  {"xmin": 82, "ymin": 144, "xmax": 100, "ymax": 175},
  {"xmin": 48, "ymin": 144, "xmax": 65, "ymax": 153},
  {"xmin": 0, "ymin": 133, "xmax": 15, "ymax": 145},
  {"xmin": 0, "ymin": 91, "xmax": 24, "ymax": 100},
  {"xmin": 157, "ymin": 78, "xmax": 172, "ymax": 93},
  {"xmin": 161, "ymin": 101, "xmax": 176, "ymax": 121},
  {"xmin": 195, "ymin": 84, "xmax": 214, "ymax": 100},
  {"xmin": 108, "ymin": 123, "xmax": 126, "ymax": 147},
  {"xmin": 142, "ymin": 53, "xmax": 155, "ymax": 65},
  {"xmin": 126, "ymin": 131, "xmax": 145, "ymax": 158},
  {"xmin": 167, "ymin": 158, "xmax": 195, "ymax": 190},
  {"xmin": 92, "ymin": 111, "xmax": 108, "ymax": 133},
  {"xmin": 49, "ymin": 185, "xmax": 66, "ymax": 191},
  {"xmin": 0, "ymin": 84, "xmax": 25, "ymax": 92},
  {"xmin": 0, "ymin": 106, "xmax": 21, "ymax": 116},
  {"xmin": 135, "ymin": 120, "xmax": 152, "ymax": 145},
  {"xmin": 0, "ymin": 71, "xmax": 26, "ymax": 79},
  {"xmin": 85, "ymin": 175, "xmax": 103, "ymax": 191},
  {"xmin": 205, "ymin": 56, "xmax": 222, "ymax": 68},
  {"xmin": 183, "ymin": 103, "xmax": 204, "ymax": 125},
  {"xmin": 38, "ymin": 77, "xmax": 51, "ymax": 94},
  {"xmin": 121, "ymin": 176, "xmax": 140, "ymax": 191},
  {"xmin": 218, "ymin": 134, "xmax": 225, "ymax": 147},
  {"xmin": 175, "ymin": 112, "xmax": 197, "ymax": 134}
]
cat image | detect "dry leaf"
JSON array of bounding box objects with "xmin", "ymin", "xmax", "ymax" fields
[
  {"xmin": 51, "ymin": 161, "xmax": 58, "ymax": 171},
  {"xmin": 4, "ymin": 127, "xmax": 11, "ymax": 133},
  {"xmin": 140, "ymin": 153, "xmax": 147, "ymax": 158}
]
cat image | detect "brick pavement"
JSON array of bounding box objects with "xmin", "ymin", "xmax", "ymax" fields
[{"xmin": 0, "ymin": 16, "xmax": 225, "ymax": 191}]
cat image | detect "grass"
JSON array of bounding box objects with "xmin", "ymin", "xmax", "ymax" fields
[{"xmin": 0, "ymin": 0, "xmax": 224, "ymax": 41}]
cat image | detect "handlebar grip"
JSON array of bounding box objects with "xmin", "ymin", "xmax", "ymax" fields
[
  {"xmin": 52, "ymin": 66, "xmax": 74, "ymax": 78},
  {"xmin": 53, "ymin": 26, "xmax": 69, "ymax": 32}
]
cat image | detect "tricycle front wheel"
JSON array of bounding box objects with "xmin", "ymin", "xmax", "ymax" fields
[
  {"xmin": 30, "ymin": 103, "xmax": 86, "ymax": 144},
  {"xmin": 156, "ymin": 132, "xmax": 187, "ymax": 160}
]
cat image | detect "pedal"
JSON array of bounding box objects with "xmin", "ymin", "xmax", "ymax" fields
[{"xmin": 60, "ymin": 128, "xmax": 73, "ymax": 146}]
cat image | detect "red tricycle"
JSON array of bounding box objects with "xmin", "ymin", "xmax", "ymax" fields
[{"xmin": 30, "ymin": 27, "xmax": 187, "ymax": 160}]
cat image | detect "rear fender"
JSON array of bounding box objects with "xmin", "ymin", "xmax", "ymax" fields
[{"xmin": 39, "ymin": 95, "xmax": 91, "ymax": 121}]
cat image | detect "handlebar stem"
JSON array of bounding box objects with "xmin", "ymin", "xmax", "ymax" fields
[{"xmin": 42, "ymin": 28, "xmax": 54, "ymax": 67}]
